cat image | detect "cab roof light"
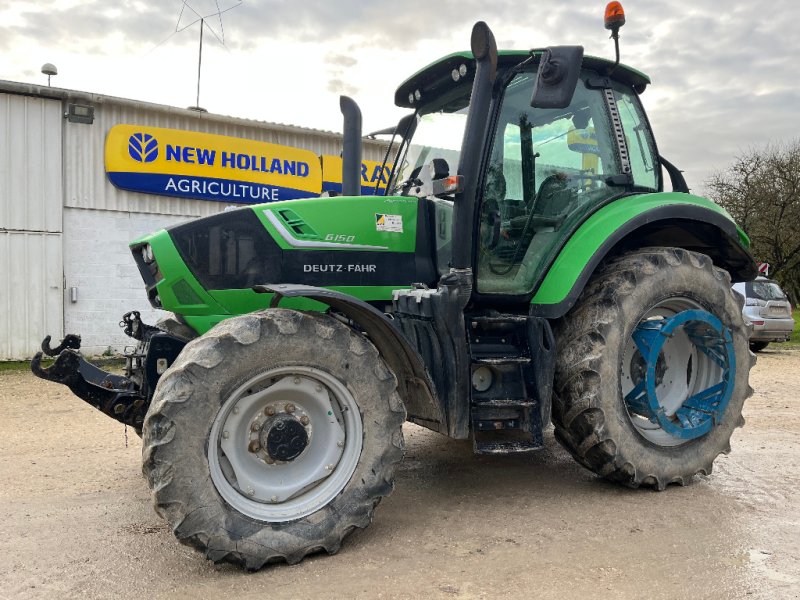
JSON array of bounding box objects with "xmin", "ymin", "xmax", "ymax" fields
[
  {"xmin": 604, "ymin": 1, "xmax": 626, "ymax": 32},
  {"xmin": 604, "ymin": 2, "xmax": 626, "ymax": 72}
]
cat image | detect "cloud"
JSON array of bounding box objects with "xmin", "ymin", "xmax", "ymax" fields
[
  {"xmin": 8, "ymin": 2, "xmax": 176, "ymax": 51},
  {"xmin": 327, "ymin": 77, "xmax": 358, "ymax": 96},
  {"xmin": 1, "ymin": 0, "xmax": 798, "ymax": 191},
  {"xmin": 229, "ymin": 0, "xmax": 575, "ymax": 48},
  {"xmin": 326, "ymin": 54, "xmax": 358, "ymax": 68}
]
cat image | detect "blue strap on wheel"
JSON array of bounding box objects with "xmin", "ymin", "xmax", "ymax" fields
[{"xmin": 624, "ymin": 310, "xmax": 735, "ymax": 441}]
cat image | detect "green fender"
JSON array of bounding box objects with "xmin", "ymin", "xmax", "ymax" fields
[{"xmin": 529, "ymin": 192, "xmax": 757, "ymax": 318}]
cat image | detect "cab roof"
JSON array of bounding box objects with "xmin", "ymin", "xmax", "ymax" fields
[{"xmin": 395, "ymin": 50, "xmax": 651, "ymax": 109}]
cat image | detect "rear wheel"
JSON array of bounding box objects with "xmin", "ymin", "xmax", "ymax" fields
[
  {"xmin": 552, "ymin": 248, "xmax": 753, "ymax": 489},
  {"xmin": 749, "ymin": 341, "xmax": 769, "ymax": 352},
  {"xmin": 142, "ymin": 309, "xmax": 405, "ymax": 569}
]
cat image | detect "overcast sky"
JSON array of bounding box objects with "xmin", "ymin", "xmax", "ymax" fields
[{"xmin": 2, "ymin": 0, "xmax": 798, "ymax": 192}]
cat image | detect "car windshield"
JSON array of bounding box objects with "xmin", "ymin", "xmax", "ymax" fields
[{"xmin": 748, "ymin": 280, "xmax": 787, "ymax": 301}]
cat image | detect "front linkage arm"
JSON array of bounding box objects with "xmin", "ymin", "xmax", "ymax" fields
[{"xmin": 30, "ymin": 312, "xmax": 187, "ymax": 429}]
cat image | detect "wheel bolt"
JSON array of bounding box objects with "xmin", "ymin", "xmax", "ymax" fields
[
  {"xmin": 222, "ymin": 431, "xmax": 230, "ymax": 440},
  {"xmin": 315, "ymin": 384, "xmax": 324, "ymax": 392},
  {"xmin": 300, "ymin": 415, "xmax": 310, "ymax": 425},
  {"xmin": 248, "ymin": 440, "xmax": 260, "ymax": 453},
  {"xmin": 337, "ymin": 440, "xmax": 344, "ymax": 448},
  {"xmin": 265, "ymin": 456, "xmax": 275, "ymax": 465},
  {"xmin": 285, "ymin": 403, "xmax": 295, "ymax": 413},
  {"xmin": 247, "ymin": 487, "xmax": 255, "ymax": 496},
  {"xmin": 264, "ymin": 406, "xmax": 275, "ymax": 416},
  {"xmin": 270, "ymin": 495, "xmax": 278, "ymax": 503},
  {"xmin": 250, "ymin": 422, "xmax": 260, "ymax": 432},
  {"xmin": 293, "ymin": 377, "xmax": 301, "ymax": 385}
]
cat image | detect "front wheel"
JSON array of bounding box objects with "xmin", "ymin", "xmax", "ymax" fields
[
  {"xmin": 142, "ymin": 309, "xmax": 405, "ymax": 569},
  {"xmin": 552, "ymin": 248, "xmax": 753, "ymax": 489}
]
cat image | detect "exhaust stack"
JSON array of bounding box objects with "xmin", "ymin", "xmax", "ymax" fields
[{"xmin": 340, "ymin": 96, "xmax": 363, "ymax": 196}]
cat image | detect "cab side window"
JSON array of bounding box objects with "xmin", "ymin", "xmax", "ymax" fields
[{"xmin": 615, "ymin": 88, "xmax": 659, "ymax": 191}]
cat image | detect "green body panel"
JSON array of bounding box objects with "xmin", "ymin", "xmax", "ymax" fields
[
  {"xmin": 182, "ymin": 286, "xmax": 405, "ymax": 336},
  {"xmin": 208, "ymin": 286, "xmax": 403, "ymax": 313},
  {"xmin": 144, "ymin": 230, "xmax": 227, "ymax": 316},
  {"xmin": 131, "ymin": 195, "xmax": 423, "ymax": 335},
  {"xmin": 530, "ymin": 192, "xmax": 740, "ymax": 306},
  {"xmin": 252, "ymin": 195, "xmax": 420, "ymax": 252}
]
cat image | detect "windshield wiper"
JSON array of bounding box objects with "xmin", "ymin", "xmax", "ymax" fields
[{"xmin": 381, "ymin": 112, "xmax": 418, "ymax": 195}]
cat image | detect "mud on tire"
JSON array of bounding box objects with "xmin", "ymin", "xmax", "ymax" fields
[
  {"xmin": 552, "ymin": 248, "xmax": 754, "ymax": 490},
  {"xmin": 141, "ymin": 309, "xmax": 405, "ymax": 569}
]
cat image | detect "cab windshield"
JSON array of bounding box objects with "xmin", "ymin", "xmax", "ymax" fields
[{"xmin": 390, "ymin": 83, "xmax": 471, "ymax": 193}]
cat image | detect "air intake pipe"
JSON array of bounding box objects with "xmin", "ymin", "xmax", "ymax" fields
[{"xmin": 340, "ymin": 96, "xmax": 363, "ymax": 196}]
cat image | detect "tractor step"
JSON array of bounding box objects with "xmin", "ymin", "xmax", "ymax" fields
[
  {"xmin": 473, "ymin": 356, "xmax": 531, "ymax": 365},
  {"xmin": 467, "ymin": 312, "xmax": 554, "ymax": 455},
  {"xmin": 473, "ymin": 438, "xmax": 544, "ymax": 455},
  {"xmin": 473, "ymin": 398, "xmax": 537, "ymax": 408},
  {"xmin": 470, "ymin": 315, "xmax": 529, "ymax": 324}
]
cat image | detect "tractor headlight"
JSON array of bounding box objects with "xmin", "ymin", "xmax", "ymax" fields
[{"xmin": 142, "ymin": 244, "xmax": 155, "ymax": 264}]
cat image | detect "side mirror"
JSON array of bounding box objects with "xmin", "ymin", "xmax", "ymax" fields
[
  {"xmin": 530, "ymin": 46, "xmax": 584, "ymax": 109},
  {"xmin": 429, "ymin": 158, "xmax": 449, "ymax": 181}
]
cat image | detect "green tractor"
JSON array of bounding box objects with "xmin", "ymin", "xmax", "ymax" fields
[{"xmin": 34, "ymin": 9, "xmax": 756, "ymax": 569}]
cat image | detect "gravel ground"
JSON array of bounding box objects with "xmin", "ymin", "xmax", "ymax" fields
[{"xmin": 1, "ymin": 346, "xmax": 798, "ymax": 600}]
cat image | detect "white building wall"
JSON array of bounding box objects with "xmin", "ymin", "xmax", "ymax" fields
[
  {"xmin": 0, "ymin": 232, "xmax": 63, "ymax": 360},
  {"xmin": 1, "ymin": 80, "xmax": 390, "ymax": 358},
  {"xmin": 62, "ymin": 207, "xmax": 194, "ymax": 355},
  {"xmin": 0, "ymin": 93, "xmax": 64, "ymax": 359}
]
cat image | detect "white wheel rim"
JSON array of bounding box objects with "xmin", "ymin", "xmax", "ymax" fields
[{"xmin": 208, "ymin": 366, "xmax": 363, "ymax": 522}]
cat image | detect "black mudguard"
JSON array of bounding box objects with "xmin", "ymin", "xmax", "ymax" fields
[{"xmin": 254, "ymin": 283, "xmax": 445, "ymax": 429}]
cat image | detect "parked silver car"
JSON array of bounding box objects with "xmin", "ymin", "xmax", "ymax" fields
[{"xmin": 732, "ymin": 277, "xmax": 795, "ymax": 351}]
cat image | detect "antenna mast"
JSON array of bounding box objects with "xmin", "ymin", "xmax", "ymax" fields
[
  {"xmin": 196, "ymin": 18, "xmax": 204, "ymax": 109},
  {"xmin": 173, "ymin": 1, "xmax": 242, "ymax": 111}
]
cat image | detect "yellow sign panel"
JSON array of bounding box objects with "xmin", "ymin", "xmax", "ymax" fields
[
  {"xmin": 105, "ymin": 125, "xmax": 323, "ymax": 203},
  {"xmin": 321, "ymin": 155, "xmax": 391, "ymax": 195}
]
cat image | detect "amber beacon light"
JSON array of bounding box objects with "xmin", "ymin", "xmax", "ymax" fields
[{"xmin": 604, "ymin": 1, "xmax": 626, "ymax": 31}]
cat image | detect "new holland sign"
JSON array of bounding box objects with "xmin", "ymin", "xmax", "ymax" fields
[
  {"xmin": 105, "ymin": 125, "xmax": 390, "ymax": 204},
  {"xmin": 105, "ymin": 125, "xmax": 323, "ymax": 203}
]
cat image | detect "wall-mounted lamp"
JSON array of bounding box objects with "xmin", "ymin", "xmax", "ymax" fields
[{"xmin": 66, "ymin": 103, "xmax": 95, "ymax": 124}]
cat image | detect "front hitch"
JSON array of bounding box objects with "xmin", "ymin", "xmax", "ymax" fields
[
  {"xmin": 31, "ymin": 345, "xmax": 147, "ymax": 428},
  {"xmin": 31, "ymin": 313, "xmax": 187, "ymax": 429}
]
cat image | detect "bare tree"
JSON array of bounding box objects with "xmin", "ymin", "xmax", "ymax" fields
[{"xmin": 706, "ymin": 141, "xmax": 800, "ymax": 303}]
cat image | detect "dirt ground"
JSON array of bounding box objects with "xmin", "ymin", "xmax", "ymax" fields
[{"xmin": 1, "ymin": 347, "xmax": 799, "ymax": 600}]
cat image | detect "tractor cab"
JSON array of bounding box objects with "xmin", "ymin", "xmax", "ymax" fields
[{"xmin": 388, "ymin": 50, "xmax": 658, "ymax": 298}]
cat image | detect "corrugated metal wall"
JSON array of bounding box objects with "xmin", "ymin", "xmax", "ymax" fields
[
  {"xmin": 0, "ymin": 232, "xmax": 63, "ymax": 360},
  {"xmin": 0, "ymin": 93, "xmax": 64, "ymax": 359},
  {"xmin": 63, "ymin": 101, "xmax": 389, "ymax": 219},
  {"xmin": 0, "ymin": 94, "xmax": 63, "ymax": 232}
]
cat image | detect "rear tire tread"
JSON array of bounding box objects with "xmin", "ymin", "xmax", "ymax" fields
[{"xmin": 552, "ymin": 248, "xmax": 752, "ymax": 490}]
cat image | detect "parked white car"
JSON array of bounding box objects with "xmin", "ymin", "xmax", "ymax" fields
[{"xmin": 732, "ymin": 277, "xmax": 795, "ymax": 351}]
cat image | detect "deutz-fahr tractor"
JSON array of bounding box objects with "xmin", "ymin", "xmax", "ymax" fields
[{"xmin": 33, "ymin": 6, "xmax": 757, "ymax": 569}]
